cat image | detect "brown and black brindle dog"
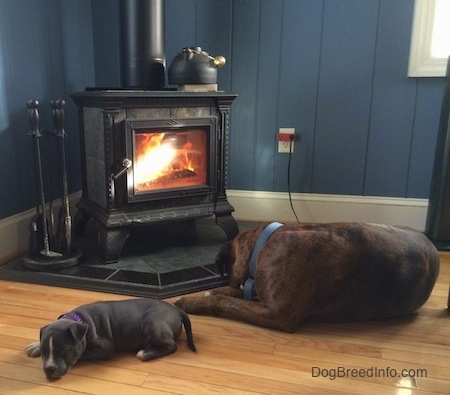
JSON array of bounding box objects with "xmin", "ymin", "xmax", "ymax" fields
[{"xmin": 175, "ymin": 222, "xmax": 440, "ymax": 332}]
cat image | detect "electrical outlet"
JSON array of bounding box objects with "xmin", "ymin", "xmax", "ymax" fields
[{"xmin": 277, "ymin": 128, "xmax": 295, "ymax": 153}]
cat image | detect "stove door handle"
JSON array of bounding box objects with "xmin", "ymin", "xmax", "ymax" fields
[{"xmin": 112, "ymin": 158, "xmax": 132, "ymax": 180}]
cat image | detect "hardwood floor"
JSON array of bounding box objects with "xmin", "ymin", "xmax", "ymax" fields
[{"xmin": 0, "ymin": 253, "xmax": 449, "ymax": 394}]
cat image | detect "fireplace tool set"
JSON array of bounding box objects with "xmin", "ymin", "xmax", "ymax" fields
[{"xmin": 22, "ymin": 99, "xmax": 82, "ymax": 271}]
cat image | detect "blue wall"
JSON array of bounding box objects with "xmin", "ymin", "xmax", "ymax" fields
[
  {"xmin": 226, "ymin": 0, "xmax": 443, "ymax": 197},
  {"xmin": 0, "ymin": 0, "xmax": 445, "ymax": 221},
  {"xmin": 0, "ymin": 0, "xmax": 94, "ymax": 219},
  {"xmin": 92, "ymin": 0, "xmax": 444, "ymax": 198}
]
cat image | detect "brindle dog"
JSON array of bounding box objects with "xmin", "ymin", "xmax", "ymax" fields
[{"xmin": 175, "ymin": 222, "xmax": 440, "ymax": 332}]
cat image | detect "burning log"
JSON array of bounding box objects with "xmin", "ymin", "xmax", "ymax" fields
[{"xmin": 136, "ymin": 169, "xmax": 199, "ymax": 191}]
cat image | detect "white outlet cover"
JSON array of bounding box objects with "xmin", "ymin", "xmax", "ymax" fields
[{"xmin": 278, "ymin": 128, "xmax": 295, "ymax": 153}]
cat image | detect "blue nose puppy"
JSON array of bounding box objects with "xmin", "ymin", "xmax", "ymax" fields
[{"xmin": 25, "ymin": 298, "xmax": 196, "ymax": 380}]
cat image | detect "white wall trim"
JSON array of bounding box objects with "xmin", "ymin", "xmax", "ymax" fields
[
  {"xmin": 227, "ymin": 190, "xmax": 429, "ymax": 230},
  {"xmin": 0, "ymin": 190, "xmax": 429, "ymax": 263}
]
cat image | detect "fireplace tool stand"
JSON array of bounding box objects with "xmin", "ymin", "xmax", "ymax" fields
[{"xmin": 22, "ymin": 99, "xmax": 82, "ymax": 271}]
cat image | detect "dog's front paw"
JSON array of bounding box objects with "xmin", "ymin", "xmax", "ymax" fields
[
  {"xmin": 173, "ymin": 297, "xmax": 189, "ymax": 310},
  {"xmin": 25, "ymin": 341, "xmax": 41, "ymax": 357},
  {"xmin": 174, "ymin": 296, "xmax": 202, "ymax": 314}
]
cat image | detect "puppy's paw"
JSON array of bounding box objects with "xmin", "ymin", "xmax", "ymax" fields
[
  {"xmin": 25, "ymin": 341, "xmax": 41, "ymax": 357},
  {"xmin": 136, "ymin": 349, "xmax": 146, "ymax": 361}
]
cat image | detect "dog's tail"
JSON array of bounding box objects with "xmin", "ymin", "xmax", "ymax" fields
[{"xmin": 177, "ymin": 307, "xmax": 197, "ymax": 352}]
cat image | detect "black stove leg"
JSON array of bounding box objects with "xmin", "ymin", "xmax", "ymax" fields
[
  {"xmin": 98, "ymin": 227, "xmax": 130, "ymax": 264},
  {"xmin": 73, "ymin": 210, "xmax": 91, "ymax": 237},
  {"xmin": 215, "ymin": 213, "xmax": 239, "ymax": 241}
]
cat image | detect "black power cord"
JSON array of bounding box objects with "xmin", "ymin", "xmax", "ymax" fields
[{"xmin": 287, "ymin": 134, "xmax": 300, "ymax": 223}]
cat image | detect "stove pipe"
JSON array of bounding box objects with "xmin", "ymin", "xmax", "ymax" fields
[{"xmin": 119, "ymin": 0, "xmax": 165, "ymax": 89}]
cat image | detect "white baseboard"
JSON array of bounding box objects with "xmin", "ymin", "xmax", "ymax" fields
[
  {"xmin": 0, "ymin": 190, "xmax": 429, "ymax": 263},
  {"xmin": 0, "ymin": 191, "xmax": 82, "ymax": 264},
  {"xmin": 226, "ymin": 190, "xmax": 429, "ymax": 230}
]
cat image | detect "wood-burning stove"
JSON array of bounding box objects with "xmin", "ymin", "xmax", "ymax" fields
[{"xmin": 71, "ymin": 90, "xmax": 238, "ymax": 263}]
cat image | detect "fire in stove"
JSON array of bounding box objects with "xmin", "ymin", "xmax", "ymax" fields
[{"xmin": 134, "ymin": 129, "xmax": 207, "ymax": 192}]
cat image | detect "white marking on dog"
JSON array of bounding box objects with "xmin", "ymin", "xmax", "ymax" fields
[
  {"xmin": 44, "ymin": 336, "xmax": 56, "ymax": 370},
  {"xmin": 204, "ymin": 291, "xmax": 211, "ymax": 297}
]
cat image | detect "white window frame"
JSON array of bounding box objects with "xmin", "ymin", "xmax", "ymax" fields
[{"xmin": 408, "ymin": 0, "xmax": 449, "ymax": 77}]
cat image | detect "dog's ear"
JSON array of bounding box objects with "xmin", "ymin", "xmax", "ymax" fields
[
  {"xmin": 215, "ymin": 241, "xmax": 234, "ymax": 277},
  {"xmin": 39, "ymin": 325, "xmax": 50, "ymax": 340},
  {"xmin": 68, "ymin": 322, "xmax": 89, "ymax": 342}
]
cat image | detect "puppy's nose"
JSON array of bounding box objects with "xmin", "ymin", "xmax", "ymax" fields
[{"xmin": 44, "ymin": 366, "xmax": 60, "ymax": 380}]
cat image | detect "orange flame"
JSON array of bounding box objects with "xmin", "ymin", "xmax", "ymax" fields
[
  {"xmin": 134, "ymin": 133, "xmax": 177, "ymax": 185},
  {"xmin": 134, "ymin": 132, "xmax": 204, "ymax": 192}
]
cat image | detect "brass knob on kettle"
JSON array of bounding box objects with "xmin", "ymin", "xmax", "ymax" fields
[
  {"xmin": 213, "ymin": 56, "xmax": 226, "ymax": 68},
  {"xmin": 185, "ymin": 47, "xmax": 226, "ymax": 68}
]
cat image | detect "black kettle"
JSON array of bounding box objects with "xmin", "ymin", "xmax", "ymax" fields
[{"xmin": 168, "ymin": 47, "xmax": 226, "ymax": 85}]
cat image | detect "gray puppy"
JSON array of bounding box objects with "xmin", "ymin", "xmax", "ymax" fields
[{"xmin": 25, "ymin": 298, "xmax": 196, "ymax": 380}]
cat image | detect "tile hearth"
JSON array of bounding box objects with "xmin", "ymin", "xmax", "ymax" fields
[{"xmin": 0, "ymin": 219, "xmax": 257, "ymax": 298}]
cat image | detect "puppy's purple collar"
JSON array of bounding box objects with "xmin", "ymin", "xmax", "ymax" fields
[
  {"xmin": 244, "ymin": 222, "xmax": 284, "ymax": 301},
  {"xmin": 58, "ymin": 311, "xmax": 84, "ymax": 323}
]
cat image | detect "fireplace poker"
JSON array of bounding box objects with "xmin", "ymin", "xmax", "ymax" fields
[
  {"xmin": 26, "ymin": 99, "xmax": 62, "ymax": 258},
  {"xmin": 51, "ymin": 99, "xmax": 72, "ymax": 254}
]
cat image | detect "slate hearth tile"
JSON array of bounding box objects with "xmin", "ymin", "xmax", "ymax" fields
[
  {"xmin": 108, "ymin": 270, "xmax": 159, "ymax": 286},
  {"xmin": 55, "ymin": 265, "xmax": 116, "ymax": 280},
  {"xmin": 0, "ymin": 220, "xmax": 255, "ymax": 298},
  {"xmin": 138, "ymin": 249, "xmax": 215, "ymax": 273},
  {"xmin": 159, "ymin": 266, "xmax": 215, "ymax": 286},
  {"xmin": 203, "ymin": 263, "xmax": 221, "ymax": 275},
  {"xmin": 136, "ymin": 242, "xmax": 219, "ymax": 270},
  {"xmin": 90, "ymin": 256, "xmax": 158, "ymax": 273}
]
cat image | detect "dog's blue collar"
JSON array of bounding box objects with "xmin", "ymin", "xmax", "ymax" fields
[
  {"xmin": 243, "ymin": 222, "xmax": 284, "ymax": 301},
  {"xmin": 58, "ymin": 311, "xmax": 84, "ymax": 323}
]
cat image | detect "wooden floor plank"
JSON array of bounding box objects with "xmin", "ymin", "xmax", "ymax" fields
[{"xmin": 0, "ymin": 253, "xmax": 448, "ymax": 394}]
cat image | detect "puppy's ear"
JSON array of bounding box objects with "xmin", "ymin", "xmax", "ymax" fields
[
  {"xmin": 39, "ymin": 324, "xmax": 50, "ymax": 340},
  {"xmin": 68, "ymin": 322, "xmax": 89, "ymax": 342}
]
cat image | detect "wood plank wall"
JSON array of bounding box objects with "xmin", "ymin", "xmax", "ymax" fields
[
  {"xmin": 158, "ymin": 0, "xmax": 445, "ymax": 198},
  {"xmin": 222, "ymin": 0, "xmax": 444, "ymax": 197},
  {"xmin": 0, "ymin": 0, "xmax": 446, "ymax": 221},
  {"xmin": 0, "ymin": 0, "xmax": 94, "ymax": 219}
]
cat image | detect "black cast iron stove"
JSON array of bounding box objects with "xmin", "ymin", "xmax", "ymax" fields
[{"xmin": 71, "ymin": 90, "xmax": 238, "ymax": 263}]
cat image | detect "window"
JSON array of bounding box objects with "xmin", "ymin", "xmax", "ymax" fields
[{"xmin": 408, "ymin": 0, "xmax": 450, "ymax": 77}]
